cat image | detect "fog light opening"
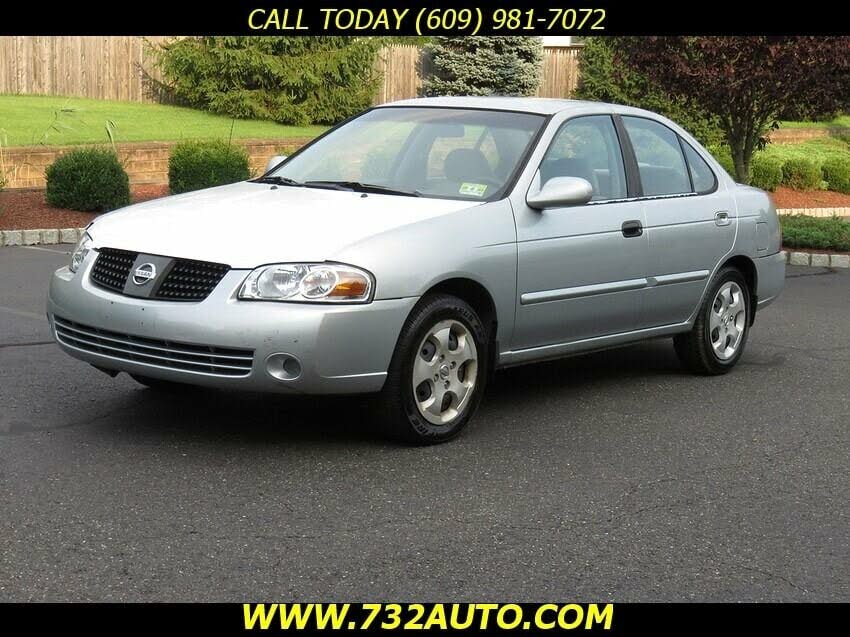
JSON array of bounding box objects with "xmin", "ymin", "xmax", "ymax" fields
[{"xmin": 265, "ymin": 353, "xmax": 302, "ymax": 381}]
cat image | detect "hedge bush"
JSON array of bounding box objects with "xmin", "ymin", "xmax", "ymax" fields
[
  {"xmin": 750, "ymin": 156, "xmax": 783, "ymax": 191},
  {"xmin": 821, "ymin": 157, "xmax": 850, "ymax": 194},
  {"xmin": 708, "ymin": 145, "xmax": 735, "ymax": 179},
  {"xmin": 45, "ymin": 148, "xmax": 130, "ymax": 212},
  {"xmin": 781, "ymin": 214, "xmax": 850, "ymax": 252},
  {"xmin": 168, "ymin": 140, "xmax": 251, "ymax": 194},
  {"xmin": 781, "ymin": 158, "xmax": 822, "ymax": 190}
]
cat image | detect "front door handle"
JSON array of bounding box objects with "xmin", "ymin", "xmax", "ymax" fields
[
  {"xmin": 715, "ymin": 211, "xmax": 731, "ymax": 226},
  {"xmin": 621, "ymin": 219, "xmax": 643, "ymax": 238}
]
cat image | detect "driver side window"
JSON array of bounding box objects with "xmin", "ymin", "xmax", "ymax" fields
[{"xmin": 540, "ymin": 115, "xmax": 627, "ymax": 202}]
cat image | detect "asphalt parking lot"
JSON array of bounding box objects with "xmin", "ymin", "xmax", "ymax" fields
[{"xmin": 1, "ymin": 244, "xmax": 848, "ymax": 602}]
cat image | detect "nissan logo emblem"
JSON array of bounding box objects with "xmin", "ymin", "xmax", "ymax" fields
[{"xmin": 132, "ymin": 263, "xmax": 157, "ymax": 285}]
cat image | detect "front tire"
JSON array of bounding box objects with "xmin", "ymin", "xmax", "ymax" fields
[
  {"xmin": 674, "ymin": 267, "xmax": 751, "ymax": 375},
  {"xmin": 376, "ymin": 294, "xmax": 489, "ymax": 444}
]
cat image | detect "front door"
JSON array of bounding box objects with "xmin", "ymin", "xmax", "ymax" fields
[{"xmin": 512, "ymin": 115, "xmax": 648, "ymax": 351}]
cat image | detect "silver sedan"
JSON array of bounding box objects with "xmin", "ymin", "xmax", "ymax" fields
[{"xmin": 49, "ymin": 97, "xmax": 785, "ymax": 443}]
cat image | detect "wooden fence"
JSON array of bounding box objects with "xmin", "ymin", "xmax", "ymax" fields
[
  {"xmin": 536, "ymin": 46, "xmax": 582, "ymax": 98},
  {"xmin": 0, "ymin": 38, "xmax": 582, "ymax": 105},
  {"xmin": 0, "ymin": 37, "xmax": 170, "ymax": 103}
]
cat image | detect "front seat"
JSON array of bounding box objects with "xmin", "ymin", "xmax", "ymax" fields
[{"xmin": 443, "ymin": 148, "xmax": 494, "ymax": 184}]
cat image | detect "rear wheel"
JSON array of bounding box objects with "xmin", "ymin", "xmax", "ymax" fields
[
  {"xmin": 376, "ymin": 294, "xmax": 489, "ymax": 444},
  {"xmin": 674, "ymin": 267, "xmax": 750, "ymax": 375}
]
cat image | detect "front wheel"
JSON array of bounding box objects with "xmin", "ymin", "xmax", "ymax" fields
[
  {"xmin": 376, "ymin": 294, "xmax": 489, "ymax": 444},
  {"xmin": 674, "ymin": 267, "xmax": 751, "ymax": 375}
]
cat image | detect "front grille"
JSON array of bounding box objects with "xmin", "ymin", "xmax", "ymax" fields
[
  {"xmin": 155, "ymin": 258, "xmax": 231, "ymax": 301},
  {"xmin": 89, "ymin": 248, "xmax": 230, "ymax": 302},
  {"xmin": 90, "ymin": 248, "xmax": 136, "ymax": 293},
  {"xmin": 53, "ymin": 316, "xmax": 254, "ymax": 377}
]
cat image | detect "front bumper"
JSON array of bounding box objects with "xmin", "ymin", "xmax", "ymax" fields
[{"xmin": 47, "ymin": 256, "xmax": 417, "ymax": 394}]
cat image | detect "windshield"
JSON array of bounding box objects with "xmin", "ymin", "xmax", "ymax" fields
[{"xmin": 268, "ymin": 107, "xmax": 545, "ymax": 201}]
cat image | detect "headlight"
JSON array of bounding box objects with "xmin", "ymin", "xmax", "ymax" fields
[
  {"xmin": 239, "ymin": 263, "xmax": 374, "ymax": 303},
  {"xmin": 69, "ymin": 233, "xmax": 93, "ymax": 273}
]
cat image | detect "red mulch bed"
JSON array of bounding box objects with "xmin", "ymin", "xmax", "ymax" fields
[
  {"xmin": 0, "ymin": 184, "xmax": 169, "ymax": 231},
  {"xmin": 771, "ymin": 187, "xmax": 850, "ymax": 209},
  {"xmin": 3, "ymin": 183, "xmax": 850, "ymax": 231}
]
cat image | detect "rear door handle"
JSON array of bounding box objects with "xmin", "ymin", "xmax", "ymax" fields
[
  {"xmin": 715, "ymin": 211, "xmax": 731, "ymax": 226},
  {"xmin": 621, "ymin": 220, "xmax": 643, "ymax": 238}
]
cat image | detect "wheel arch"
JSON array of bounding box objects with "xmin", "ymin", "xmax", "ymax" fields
[
  {"xmin": 719, "ymin": 254, "xmax": 758, "ymax": 325},
  {"xmin": 420, "ymin": 277, "xmax": 499, "ymax": 376}
]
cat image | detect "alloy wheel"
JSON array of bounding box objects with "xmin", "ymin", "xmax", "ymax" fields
[
  {"xmin": 709, "ymin": 281, "xmax": 746, "ymax": 360},
  {"xmin": 411, "ymin": 319, "xmax": 478, "ymax": 425}
]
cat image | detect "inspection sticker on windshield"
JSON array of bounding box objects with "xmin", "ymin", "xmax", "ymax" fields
[{"xmin": 459, "ymin": 182, "xmax": 488, "ymax": 197}]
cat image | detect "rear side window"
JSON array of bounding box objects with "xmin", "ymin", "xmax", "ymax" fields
[
  {"xmin": 623, "ymin": 117, "xmax": 691, "ymax": 197},
  {"xmin": 681, "ymin": 141, "xmax": 717, "ymax": 194},
  {"xmin": 540, "ymin": 115, "xmax": 627, "ymax": 201}
]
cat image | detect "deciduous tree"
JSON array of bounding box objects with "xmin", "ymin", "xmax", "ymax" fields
[
  {"xmin": 614, "ymin": 37, "xmax": 850, "ymax": 183},
  {"xmin": 575, "ymin": 38, "xmax": 723, "ymax": 147}
]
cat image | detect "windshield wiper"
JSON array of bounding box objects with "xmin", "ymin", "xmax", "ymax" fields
[
  {"xmin": 253, "ymin": 175, "xmax": 304, "ymax": 187},
  {"xmin": 303, "ymin": 180, "xmax": 421, "ymax": 197}
]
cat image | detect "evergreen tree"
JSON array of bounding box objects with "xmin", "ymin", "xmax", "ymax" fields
[
  {"xmin": 422, "ymin": 37, "xmax": 543, "ymax": 97},
  {"xmin": 153, "ymin": 37, "xmax": 383, "ymax": 126}
]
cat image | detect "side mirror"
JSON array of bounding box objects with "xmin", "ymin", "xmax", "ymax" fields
[
  {"xmin": 265, "ymin": 155, "xmax": 287, "ymax": 173},
  {"xmin": 526, "ymin": 176, "xmax": 593, "ymax": 210}
]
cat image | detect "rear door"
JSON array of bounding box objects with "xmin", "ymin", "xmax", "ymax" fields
[{"xmin": 620, "ymin": 116, "xmax": 736, "ymax": 327}]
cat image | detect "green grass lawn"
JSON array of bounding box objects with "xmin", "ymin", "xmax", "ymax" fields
[
  {"xmin": 0, "ymin": 95, "xmax": 327, "ymax": 147},
  {"xmin": 761, "ymin": 137, "xmax": 850, "ymax": 165},
  {"xmin": 779, "ymin": 114, "xmax": 850, "ymax": 129}
]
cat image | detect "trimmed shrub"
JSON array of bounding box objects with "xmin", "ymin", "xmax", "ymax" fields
[
  {"xmin": 781, "ymin": 214, "xmax": 850, "ymax": 252},
  {"xmin": 422, "ymin": 37, "xmax": 543, "ymax": 97},
  {"xmin": 169, "ymin": 140, "xmax": 251, "ymax": 194},
  {"xmin": 45, "ymin": 148, "xmax": 130, "ymax": 212},
  {"xmin": 750, "ymin": 155, "xmax": 783, "ymax": 191},
  {"xmin": 821, "ymin": 157, "xmax": 850, "ymax": 194},
  {"xmin": 781, "ymin": 158, "xmax": 822, "ymax": 190}
]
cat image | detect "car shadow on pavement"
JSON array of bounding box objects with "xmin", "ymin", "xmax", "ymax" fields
[
  {"xmin": 490, "ymin": 339, "xmax": 681, "ymax": 395},
  {"xmin": 118, "ymin": 388, "xmax": 386, "ymax": 446},
  {"xmin": 107, "ymin": 340, "xmax": 682, "ymax": 447}
]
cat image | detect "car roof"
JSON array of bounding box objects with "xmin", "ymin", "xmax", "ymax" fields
[{"xmin": 381, "ymin": 96, "xmax": 646, "ymax": 116}]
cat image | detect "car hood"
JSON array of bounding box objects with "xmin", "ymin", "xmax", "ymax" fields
[{"xmin": 89, "ymin": 182, "xmax": 479, "ymax": 268}]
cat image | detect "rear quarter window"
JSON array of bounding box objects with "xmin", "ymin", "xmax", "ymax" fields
[{"xmin": 681, "ymin": 141, "xmax": 718, "ymax": 194}]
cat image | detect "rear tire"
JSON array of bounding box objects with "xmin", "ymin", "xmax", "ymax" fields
[
  {"xmin": 674, "ymin": 267, "xmax": 751, "ymax": 375},
  {"xmin": 376, "ymin": 294, "xmax": 489, "ymax": 445}
]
